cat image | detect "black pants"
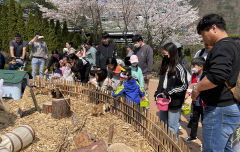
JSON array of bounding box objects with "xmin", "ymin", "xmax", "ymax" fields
[
  {"xmin": 80, "ymin": 62, "xmax": 91, "ymax": 83},
  {"xmin": 189, "ymin": 104, "xmax": 203, "ymax": 138}
]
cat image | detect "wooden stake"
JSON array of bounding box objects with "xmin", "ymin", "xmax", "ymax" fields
[{"xmin": 108, "ymin": 124, "xmax": 114, "ymax": 144}]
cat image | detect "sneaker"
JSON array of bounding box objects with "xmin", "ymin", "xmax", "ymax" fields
[{"xmin": 183, "ymin": 137, "xmax": 197, "ymax": 142}]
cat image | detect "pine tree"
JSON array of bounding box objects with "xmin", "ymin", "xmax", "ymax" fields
[
  {"xmin": 72, "ymin": 33, "xmax": 82, "ymax": 49},
  {"xmin": 34, "ymin": 10, "xmax": 41, "ymax": 34},
  {"xmin": 49, "ymin": 19, "xmax": 55, "ymax": 29},
  {"xmin": 62, "ymin": 20, "xmax": 68, "ymax": 43},
  {"xmin": 8, "ymin": 0, "xmax": 17, "ymax": 41},
  {"xmin": 16, "ymin": 3, "xmax": 25, "ymax": 38},
  {"xmin": 41, "ymin": 18, "xmax": 49, "ymax": 37},
  {"xmin": 54, "ymin": 20, "xmax": 63, "ymax": 51},
  {"xmin": 47, "ymin": 19, "xmax": 57, "ymax": 52},
  {"xmin": 26, "ymin": 10, "xmax": 35, "ymax": 41},
  {"xmin": 0, "ymin": 4, "xmax": 9, "ymax": 52}
]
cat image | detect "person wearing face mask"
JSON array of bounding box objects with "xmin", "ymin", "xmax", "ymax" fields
[
  {"xmin": 183, "ymin": 57, "xmax": 205, "ymax": 142},
  {"xmin": 132, "ymin": 35, "xmax": 153, "ymax": 92},
  {"xmin": 154, "ymin": 42, "xmax": 188, "ymax": 137},
  {"xmin": 129, "ymin": 55, "xmax": 144, "ymax": 90}
]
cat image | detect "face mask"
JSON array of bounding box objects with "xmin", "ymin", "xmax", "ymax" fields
[
  {"xmin": 191, "ymin": 68, "xmax": 198, "ymax": 74},
  {"xmin": 131, "ymin": 63, "xmax": 138, "ymax": 67},
  {"xmin": 134, "ymin": 43, "xmax": 141, "ymax": 48},
  {"xmin": 162, "ymin": 55, "xmax": 169, "ymax": 58}
]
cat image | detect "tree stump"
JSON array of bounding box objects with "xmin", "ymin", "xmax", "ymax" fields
[
  {"xmin": 52, "ymin": 98, "xmax": 71, "ymax": 119},
  {"xmin": 42, "ymin": 102, "xmax": 52, "ymax": 114},
  {"xmin": 71, "ymin": 140, "xmax": 108, "ymax": 152},
  {"xmin": 73, "ymin": 132, "xmax": 94, "ymax": 149}
]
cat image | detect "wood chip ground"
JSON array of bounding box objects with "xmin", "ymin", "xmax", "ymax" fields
[{"xmin": 0, "ymin": 94, "xmax": 154, "ymax": 152}]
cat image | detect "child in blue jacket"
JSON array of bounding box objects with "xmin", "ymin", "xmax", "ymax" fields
[{"xmin": 112, "ymin": 67, "xmax": 145, "ymax": 104}]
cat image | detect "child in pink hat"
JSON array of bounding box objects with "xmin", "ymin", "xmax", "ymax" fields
[{"xmin": 129, "ymin": 55, "xmax": 144, "ymax": 90}]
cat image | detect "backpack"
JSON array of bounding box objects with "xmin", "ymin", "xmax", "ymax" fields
[
  {"xmin": 225, "ymin": 73, "xmax": 240, "ymax": 102},
  {"xmin": 223, "ymin": 39, "xmax": 240, "ymax": 102}
]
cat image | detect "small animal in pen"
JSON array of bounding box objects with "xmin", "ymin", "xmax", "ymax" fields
[
  {"xmin": 91, "ymin": 103, "xmax": 111, "ymax": 117},
  {"xmin": 51, "ymin": 88, "xmax": 64, "ymax": 99}
]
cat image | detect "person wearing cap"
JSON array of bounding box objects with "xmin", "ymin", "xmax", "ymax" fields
[
  {"xmin": 96, "ymin": 32, "xmax": 117, "ymax": 70},
  {"xmin": 29, "ymin": 34, "xmax": 48, "ymax": 78},
  {"xmin": 44, "ymin": 50, "xmax": 64, "ymax": 75},
  {"xmin": 9, "ymin": 33, "xmax": 27, "ymax": 65},
  {"xmin": 129, "ymin": 55, "xmax": 144, "ymax": 90},
  {"xmin": 132, "ymin": 34, "xmax": 153, "ymax": 91}
]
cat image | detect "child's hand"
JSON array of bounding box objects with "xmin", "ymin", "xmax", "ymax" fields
[{"xmin": 185, "ymin": 93, "xmax": 190, "ymax": 100}]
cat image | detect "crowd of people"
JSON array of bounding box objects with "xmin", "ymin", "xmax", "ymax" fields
[{"xmin": 0, "ymin": 13, "xmax": 240, "ymax": 151}]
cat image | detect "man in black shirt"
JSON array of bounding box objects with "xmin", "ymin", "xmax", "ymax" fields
[
  {"xmin": 96, "ymin": 32, "xmax": 117, "ymax": 70},
  {"xmin": 192, "ymin": 14, "xmax": 240, "ymax": 151},
  {"xmin": 9, "ymin": 33, "xmax": 27, "ymax": 65}
]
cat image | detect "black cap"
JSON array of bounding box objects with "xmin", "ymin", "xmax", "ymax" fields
[{"xmin": 102, "ymin": 32, "xmax": 110, "ymax": 39}]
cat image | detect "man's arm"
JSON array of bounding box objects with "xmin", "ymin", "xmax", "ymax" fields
[
  {"xmin": 21, "ymin": 47, "xmax": 26, "ymax": 59},
  {"xmin": 10, "ymin": 46, "xmax": 15, "ymax": 58},
  {"xmin": 192, "ymin": 76, "xmax": 217, "ymax": 101},
  {"xmin": 147, "ymin": 46, "xmax": 153, "ymax": 79}
]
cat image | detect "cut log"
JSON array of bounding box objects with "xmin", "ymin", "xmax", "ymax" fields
[
  {"xmin": 71, "ymin": 140, "xmax": 108, "ymax": 152},
  {"xmin": 52, "ymin": 98, "xmax": 71, "ymax": 119},
  {"xmin": 73, "ymin": 132, "xmax": 93, "ymax": 149},
  {"xmin": 42, "ymin": 102, "xmax": 52, "ymax": 114}
]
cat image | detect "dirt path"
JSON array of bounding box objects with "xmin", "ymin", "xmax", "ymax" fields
[{"xmin": 148, "ymin": 79, "xmax": 202, "ymax": 152}]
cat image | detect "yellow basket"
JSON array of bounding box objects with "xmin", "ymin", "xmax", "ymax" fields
[
  {"xmin": 140, "ymin": 96, "xmax": 149, "ymax": 107},
  {"xmin": 182, "ymin": 103, "xmax": 191, "ymax": 115}
]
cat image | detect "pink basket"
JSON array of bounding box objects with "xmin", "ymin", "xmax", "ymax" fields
[{"xmin": 156, "ymin": 98, "xmax": 171, "ymax": 111}]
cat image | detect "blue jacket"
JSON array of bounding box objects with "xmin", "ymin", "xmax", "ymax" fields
[
  {"xmin": 112, "ymin": 79, "xmax": 145, "ymax": 104},
  {"xmin": 8, "ymin": 63, "xmax": 22, "ymax": 70}
]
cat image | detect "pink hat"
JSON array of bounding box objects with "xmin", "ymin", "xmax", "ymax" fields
[
  {"xmin": 129, "ymin": 55, "xmax": 139, "ymax": 63},
  {"xmin": 59, "ymin": 60, "xmax": 64, "ymax": 64}
]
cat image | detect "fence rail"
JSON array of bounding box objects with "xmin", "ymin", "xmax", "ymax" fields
[{"xmin": 30, "ymin": 78, "xmax": 190, "ymax": 152}]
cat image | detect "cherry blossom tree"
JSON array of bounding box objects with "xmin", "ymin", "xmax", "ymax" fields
[
  {"xmin": 104, "ymin": 0, "xmax": 138, "ymax": 44},
  {"xmin": 37, "ymin": 0, "xmax": 86, "ymax": 28},
  {"xmin": 135, "ymin": 0, "xmax": 201, "ymax": 46},
  {"xmin": 38, "ymin": 0, "xmax": 201, "ymax": 45}
]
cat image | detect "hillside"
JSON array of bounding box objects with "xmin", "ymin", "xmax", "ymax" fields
[{"xmin": 191, "ymin": 0, "xmax": 240, "ymax": 34}]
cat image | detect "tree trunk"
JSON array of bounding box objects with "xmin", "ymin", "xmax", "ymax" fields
[{"xmin": 52, "ymin": 98, "xmax": 71, "ymax": 119}]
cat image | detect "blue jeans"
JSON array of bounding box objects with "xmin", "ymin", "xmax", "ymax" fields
[
  {"xmin": 31, "ymin": 58, "xmax": 45, "ymax": 78},
  {"xmin": 202, "ymin": 104, "xmax": 240, "ymax": 152},
  {"xmin": 159, "ymin": 108, "xmax": 181, "ymax": 135}
]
